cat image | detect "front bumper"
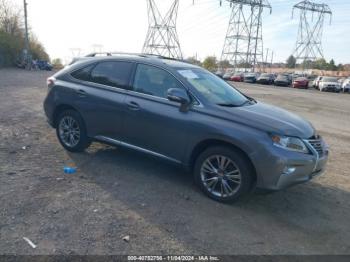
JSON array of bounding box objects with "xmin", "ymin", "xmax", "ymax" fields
[
  {"xmin": 257, "ymin": 79, "xmax": 271, "ymax": 84},
  {"xmin": 323, "ymin": 86, "xmax": 340, "ymax": 92},
  {"xmin": 275, "ymin": 81, "xmax": 289, "ymax": 86},
  {"xmin": 252, "ymin": 139, "xmax": 329, "ymax": 190},
  {"xmin": 275, "ymin": 153, "xmax": 328, "ymax": 189}
]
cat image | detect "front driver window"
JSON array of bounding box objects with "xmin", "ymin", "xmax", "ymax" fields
[{"xmin": 133, "ymin": 64, "xmax": 183, "ymax": 99}]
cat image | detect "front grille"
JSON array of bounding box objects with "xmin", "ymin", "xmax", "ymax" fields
[{"xmin": 308, "ymin": 139, "xmax": 324, "ymax": 157}]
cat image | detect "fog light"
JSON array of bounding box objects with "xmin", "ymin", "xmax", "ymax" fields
[{"xmin": 282, "ymin": 166, "xmax": 296, "ymax": 175}]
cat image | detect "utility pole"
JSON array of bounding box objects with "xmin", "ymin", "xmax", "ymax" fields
[
  {"xmin": 220, "ymin": 0, "xmax": 272, "ymax": 72},
  {"xmin": 264, "ymin": 48, "xmax": 269, "ymax": 71},
  {"xmin": 270, "ymin": 50, "xmax": 273, "ymax": 72},
  {"xmin": 23, "ymin": 0, "xmax": 31, "ymax": 67},
  {"xmin": 292, "ymin": 1, "xmax": 332, "ymax": 69}
]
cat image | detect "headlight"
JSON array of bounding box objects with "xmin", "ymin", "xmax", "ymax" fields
[{"xmin": 271, "ymin": 134, "xmax": 309, "ymax": 153}]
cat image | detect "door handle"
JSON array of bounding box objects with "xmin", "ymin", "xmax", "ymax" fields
[
  {"xmin": 127, "ymin": 101, "xmax": 140, "ymax": 111},
  {"xmin": 75, "ymin": 89, "xmax": 87, "ymax": 97}
]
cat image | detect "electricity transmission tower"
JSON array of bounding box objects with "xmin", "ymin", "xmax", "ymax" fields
[
  {"xmin": 142, "ymin": 0, "xmax": 183, "ymax": 59},
  {"xmin": 292, "ymin": 0, "xmax": 332, "ymax": 68},
  {"xmin": 220, "ymin": 0, "xmax": 271, "ymax": 71},
  {"xmin": 70, "ymin": 48, "xmax": 82, "ymax": 58}
]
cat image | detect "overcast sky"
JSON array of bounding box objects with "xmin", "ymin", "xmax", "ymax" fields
[{"xmin": 12, "ymin": 0, "xmax": 350, "ymax": 64}]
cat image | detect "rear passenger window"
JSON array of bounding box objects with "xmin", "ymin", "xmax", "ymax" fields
[
  {"xmin": 71, "ymin": 64, "xmax": 94, "ymax": 81},
  {"xmin": 90, "ymin": 61, "xmax": 133, "ymax": 88}
]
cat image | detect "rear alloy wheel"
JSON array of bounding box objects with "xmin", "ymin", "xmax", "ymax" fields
[
  {"xmin": 56, "ymin": 110, "xmax": 91, "ymax": 152},
  {"xmin": 194, "ymin": 146, "xmax": 253, "ymax": 203}
]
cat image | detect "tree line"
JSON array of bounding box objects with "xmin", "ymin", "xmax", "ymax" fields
[
  {"xmin": 285, "ymin": 55, "xmax": 344, "ymax": 71},
  {"xmin": 0, "ymin": 0, "xmax": 50, "ymax": 67},
  {"xmin": 187, "ymin": 55, "xmax": 346, "ymax": 72}
]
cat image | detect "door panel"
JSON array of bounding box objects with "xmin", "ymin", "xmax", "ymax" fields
[
  {"xmin": 69, "ymin": 61, "xmax": 134, "ymax": 139},
  {"xmin": 73, "ymin": 83, "xmax": 127, "ymax": 139},
  {"xmin": 122, "ymin": 92, "xmax": 192, "ymax": 162},
  {"xmin": 121, "ymin": 63, "xmax": 192, "ymax": 162}
]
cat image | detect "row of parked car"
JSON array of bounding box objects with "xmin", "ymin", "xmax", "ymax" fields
[
  {"xmin": 15, "ymin": 59, "xmax": 53, "ymax": 71},
  {"xmin": 215, "ymin": 71, "xmax": 350, "ymax": 93}
]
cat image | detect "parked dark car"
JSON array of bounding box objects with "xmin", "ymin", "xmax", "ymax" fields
[
  {"xmin": 37, "ymin": 60, "xmax": 53, "ymax": 71},
  {"xmin": 44, "ymin": 54, "xmax": 328, "ymax": 202},
  {"xmin": 256, "ymin": 73, "xmax": 275, "ymax": 85},
  {"xmin": 243, "ymin": 73, "xmax": 258, "ymax": 83},
  {"xmin": 274, "ymin": 74, "xmax": 291, "ymax": 87},
  {"xmin": 293, "ymin": 77, "xmax": 309, "ymax": 89}
]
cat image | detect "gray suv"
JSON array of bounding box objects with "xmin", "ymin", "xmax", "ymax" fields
[{"xmin": 44, "ymin": 54, "xmax": 329, "ymax": 202}]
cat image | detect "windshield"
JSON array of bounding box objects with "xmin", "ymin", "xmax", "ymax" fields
[
  {"xmin": 260, "ymin": 74, "xmax": 271, "ymax": 77},
  {"xmin": 323, "ymin": 77, "xmax": 338, "ymax": 82},
  {"xmin": 177, "ymin": 69, "xmax": 249, "ymax": 106}
]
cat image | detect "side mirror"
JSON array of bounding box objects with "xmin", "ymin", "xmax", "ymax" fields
[{"xmin": 167, "ymin": 88, "xmax": 191, "ymax": 112}]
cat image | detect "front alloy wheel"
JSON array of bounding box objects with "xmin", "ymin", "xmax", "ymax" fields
[
  {"xmin": 194, "ymin": 146, "xmax": 253, "ymax": 202},
  {"xmin": 200, "ymin": 155, "xmax": 242, "ymax": 198}
]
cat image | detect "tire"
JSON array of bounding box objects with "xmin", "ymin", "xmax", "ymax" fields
[
  {"xmin": 194, "ymin": 146, "xmax": 254, "ymax": 203},
  {"xmin": 56, "ymin": 109, "xmax": 91, "ymax": 152}
]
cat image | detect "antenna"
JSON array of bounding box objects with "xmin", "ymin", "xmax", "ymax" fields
[{"xmin": 142, "ymin": 0, "xmax": 183, "ymax": 59}]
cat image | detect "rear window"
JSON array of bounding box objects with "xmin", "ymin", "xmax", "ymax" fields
[
  {"xmin": 90, "ymin": 61, "xmax": 133, "ymax": 88},
  {"xmin": 71, "ymin": 64, "xmax": 95, "ymax": 81},
  {"xmin": 277, "ymin": 75, "xmax": 287, "ymax": 79}
]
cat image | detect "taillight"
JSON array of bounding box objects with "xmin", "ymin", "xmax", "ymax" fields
[{"xmin": 47, "ymin": 77, "xmax": 56, "ymax": 88}]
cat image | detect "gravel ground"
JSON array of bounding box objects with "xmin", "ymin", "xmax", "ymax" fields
[{"xmin": 1, "ymin": 68, "xmax": 350, "ymax": 255}]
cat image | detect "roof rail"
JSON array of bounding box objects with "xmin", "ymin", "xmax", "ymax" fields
[
  {"xmin": 84, "ymin": 52, "xmax": 188, "ymax": 63},
  {"xmin": 85, "ymin": 52, "xmax": 140, "ymax": 57}
]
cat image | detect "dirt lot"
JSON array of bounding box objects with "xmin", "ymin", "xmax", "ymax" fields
[{"xmin": 1, "ymin": 68, "xmax": 350, "ymax": 255}]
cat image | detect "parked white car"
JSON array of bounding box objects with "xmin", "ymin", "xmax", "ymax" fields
[
  {"xmin": 319, "ymin": 77, "xmax": 341, "ymax": 92},
  {"xmin": 342, "ymin": 78, "xmax": 350, "ymax": 93},
  {"xmin": 313, "ymin": 76, "xmax": 323, "ymax": 89}
]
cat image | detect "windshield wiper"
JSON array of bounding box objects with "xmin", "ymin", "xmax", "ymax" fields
[
  {"xmin": 216, "ymin": 103, "xmax": 240, "ymax": 107},
  {"xmin": 247, "ymin": 96, "xmax": 257, "ymax": 103},
  {"xmin": 237, "ymin": 100, "xmax": 252, "ymax": 107}
]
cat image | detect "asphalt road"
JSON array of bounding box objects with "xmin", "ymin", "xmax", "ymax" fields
[{"xmin": 1, "ymin": 68, "xmax": 350, "ymax": 255}]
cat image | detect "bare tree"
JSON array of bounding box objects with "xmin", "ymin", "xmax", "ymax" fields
[{"xmin": 0, "ymin": 0, "xmax": 23, "ymax": 36}]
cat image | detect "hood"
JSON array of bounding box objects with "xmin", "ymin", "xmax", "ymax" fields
[{"xmin": 219, "ymin": 102, "xmax": 315, "ymax": 138}]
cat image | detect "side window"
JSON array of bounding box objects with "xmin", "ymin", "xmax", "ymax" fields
[
  {"xmin": 90, "ymin": 61, "xmax": 133, "ymax": 88},
  {"xmin": 71, "ymin": 64, "xmax": 95, "ymax": 81},
  {"xmin": 133, "ymin": 64, "xmax": 183, "ymax": 99}
]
